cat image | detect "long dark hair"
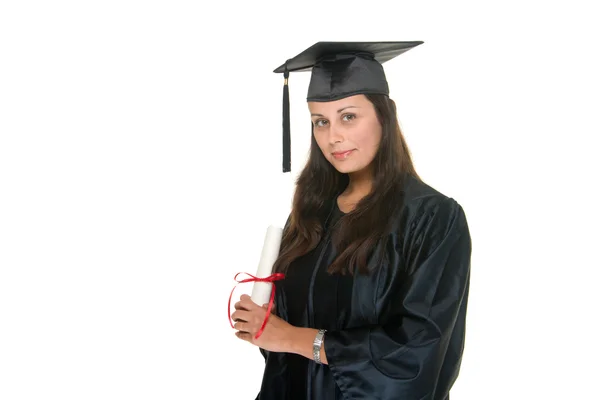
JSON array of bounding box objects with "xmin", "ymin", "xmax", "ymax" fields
[{"xmin": 272, "ymin": 94, "xmax": 420, "ymax": 275}]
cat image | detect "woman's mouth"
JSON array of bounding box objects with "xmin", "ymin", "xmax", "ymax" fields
[{"xmin": 332, "ymin": 150, "xmax": 354, "ymax": 160}]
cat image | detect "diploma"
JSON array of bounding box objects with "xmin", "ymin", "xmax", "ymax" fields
[{"xmin": 251, "ymin": 225, "xmax": 283, "ymax": 306}]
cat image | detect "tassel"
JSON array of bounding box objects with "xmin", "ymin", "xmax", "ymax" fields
[{"xmin": 282, "ymin": 68, "xmax": 291, "ymax": 173}]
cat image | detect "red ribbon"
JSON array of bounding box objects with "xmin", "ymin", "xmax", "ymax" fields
[{"xmin": 228, "ymin": 272, "xmax": 285, "ymax": 339}]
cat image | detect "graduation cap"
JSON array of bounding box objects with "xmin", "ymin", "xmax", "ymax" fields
[{"xmin": 274, "ymin": 41, "xmax": 423, "ymax": 173}]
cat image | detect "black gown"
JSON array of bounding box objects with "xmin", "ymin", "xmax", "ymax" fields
[{"xmin": 256, "ymin": 175, "xmax": 472, "ymax": 400}]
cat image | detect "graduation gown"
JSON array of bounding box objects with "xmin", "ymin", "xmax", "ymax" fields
[{"xmin": 256, "ymin": 175, "xmax": 472, "ymax": 400}]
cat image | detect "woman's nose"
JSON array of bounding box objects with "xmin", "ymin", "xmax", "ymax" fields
[{"xmin": 328, "ymin": 123, "xmax": 344, "ymax": 144}]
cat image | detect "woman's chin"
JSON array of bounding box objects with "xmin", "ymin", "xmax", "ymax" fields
[{"xmin": 331, "ymin": 162, "xmax": 363, "ymax": 175}]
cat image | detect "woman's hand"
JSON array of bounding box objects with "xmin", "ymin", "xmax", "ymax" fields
[{"xmin": 231, "ymin": 294, "xmax": 294, "ymax": 353}]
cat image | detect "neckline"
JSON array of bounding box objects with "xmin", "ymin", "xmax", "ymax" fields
[{"xmin": 335, "ymin": 197, "xmax": 350, "ymax": 215}]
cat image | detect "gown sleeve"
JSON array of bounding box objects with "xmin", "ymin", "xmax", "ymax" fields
[{"xmin": 323, "ymin": 196, "xmax": 471, "ymax": 400}]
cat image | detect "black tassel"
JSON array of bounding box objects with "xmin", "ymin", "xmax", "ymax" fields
[{"xmin": 282, "ymin": 68, "xmax": 291, "ymax": 173}]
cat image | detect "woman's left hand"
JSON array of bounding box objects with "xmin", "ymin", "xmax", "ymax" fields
[{"xmin": 232, "ymin": 294, "xmax": 294, "ymax": 353}]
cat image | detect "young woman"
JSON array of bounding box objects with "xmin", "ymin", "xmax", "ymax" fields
[{"xmin": 231, "ymin": 41, "xmax": 472, "ymax": 400}]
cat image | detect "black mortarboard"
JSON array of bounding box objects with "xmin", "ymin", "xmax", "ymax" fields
[{"xmin": 273, "ymin": 41, "xmax": 423, "ymax": 173}]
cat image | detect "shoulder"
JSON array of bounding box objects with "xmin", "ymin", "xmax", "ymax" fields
[
  {"xmin": 401, "ymin": 174, "xmax": 454, "ymax": 205},
  {"xmin": 385, "ymin": 175, "xmax": 471, "ymax": 274},
  {"xmin": 393, "ymin": 174, "xmax": 469, "ymax": 240}
]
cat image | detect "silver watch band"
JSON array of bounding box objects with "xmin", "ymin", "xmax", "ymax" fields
[{"xmin": 313, "ymin": 329, "xmax": 326, "ymax": 364}]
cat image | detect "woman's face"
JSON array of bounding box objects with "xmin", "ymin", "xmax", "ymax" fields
[{"xmin": 308, "ymin": 94, "xmax": 382, "ymax": 175}]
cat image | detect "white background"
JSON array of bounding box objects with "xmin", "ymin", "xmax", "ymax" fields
[{"xmin": 1, "ymin": 1, "xmax": 599, "ymax": 399}]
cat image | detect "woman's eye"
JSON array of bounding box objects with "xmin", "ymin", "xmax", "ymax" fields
[
  {"xmin": 315, "ymin": 119, "xmax": 328, "ymax": 127},
  {"xmin": 342, "ymin": 114, "xmax": 355, "ymax": 121}
]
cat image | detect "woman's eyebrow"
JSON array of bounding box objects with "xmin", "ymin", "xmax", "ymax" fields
[
  {"xmin": 311, "ymin": 105, "xmax": 360, "ymax": 117},
  {"xmin": 337, "ymin": 105, "xmax": 359, "ymax": 113}
]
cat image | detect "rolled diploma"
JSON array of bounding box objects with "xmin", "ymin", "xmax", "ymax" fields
[{"xmin": 251, "ymin": 225, "xmax": 283, "ymax": 306}]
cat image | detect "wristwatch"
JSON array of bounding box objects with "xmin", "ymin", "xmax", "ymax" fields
[{"xmin": 313, "ymin": 329, "xmax": 327, "ymax": 364}]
